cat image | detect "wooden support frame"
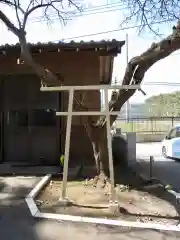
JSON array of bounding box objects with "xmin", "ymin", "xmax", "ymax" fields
[{"xmin": 40, "ymin": 84, "xmax": 140, "ymax": 204}]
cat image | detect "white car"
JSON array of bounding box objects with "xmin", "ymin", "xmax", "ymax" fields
[{"xmin": 162, "ymin": 124, "xmax": 180, "ymax": 159}]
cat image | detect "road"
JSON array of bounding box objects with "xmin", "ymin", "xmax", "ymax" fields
[
  {"xmin": 137, "ymin": 142, "xmax": 162, "ymax": 158},
  {"xmin": 136, "ymin": 142, "xmax": 180, "ymax": 191}
]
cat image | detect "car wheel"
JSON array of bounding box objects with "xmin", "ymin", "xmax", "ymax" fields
[{"xmin": 162, "ymin": 146, "xmax": 167, "ymax": 158}]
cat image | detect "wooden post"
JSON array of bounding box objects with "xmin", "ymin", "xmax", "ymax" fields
[
  {"xmin": 61, "ymin": 89, "xmax": 74, "ymax": 200},
  {"xmin": 104, "ymin": 88, "xmax": 115, "ymax": 202},
  {"xmin": 149, "ymin": 156, "xmax": 154, "ymax": 180}
]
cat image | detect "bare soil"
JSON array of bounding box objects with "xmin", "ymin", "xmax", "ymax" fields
[{"xmin": 36, "ymin": 174, "xmax": 180, "ymax": 226}]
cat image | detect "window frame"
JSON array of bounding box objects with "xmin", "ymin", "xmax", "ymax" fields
[{"xmin": 167, "ymin": 127, "xmax": 177, "ymax": 140}]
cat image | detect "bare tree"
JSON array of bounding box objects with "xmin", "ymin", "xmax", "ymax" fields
[
  {"xmin": 0, "ymin": 0, "xmax": 180, "ymax": 186},
  {"xmin": 0, "ymin": 0, "xmax": 83, "ymax": 84}
]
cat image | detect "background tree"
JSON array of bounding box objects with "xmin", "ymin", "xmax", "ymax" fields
[
  {"xmin": 1, "ymin": 0, "xmax": 180, "ymax": 186},
  {"xmin": 146, "ymin": 91, "xmax": 180, "ymax": 116}
]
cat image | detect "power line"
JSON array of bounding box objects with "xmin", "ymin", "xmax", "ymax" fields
[
  {"xmin": 86, "ymin": 1, "xmax": 122, "ymax": 9},
  {"xmin": 80, "ymin": 1, "xmax": 123, "ymax": 11},
  {"xmin": 30, "ymin": 5, "xmax": 126, "ymax": 23},
  {"xmin": 57, "ymin": 18, "xmax": 175, "ymax": 41},
  {"xmin": 26, "ymin": 4, "xmax": 180, "ymax": 60},
  {"xmin": 143, "ymin": 82, "xmax": 180, "ymax": 86},
  {"xmin": 29, "ymin": 2, "xmax": 124, "ymax": 22},
  {"xmin": 25, "ymin": 3, "xmax": 178, "ymax": 46}
]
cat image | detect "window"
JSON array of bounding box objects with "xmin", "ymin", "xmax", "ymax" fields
[
  {"xmin": 7, "ymin": 109, "xmax": 56, "ymax": 127},
  {"xmin": 176, "ymin": 127, "xmax": 180, "ymax": 137},
  {"xmin": 30, "ymin": 109, "xmax": 56, "ymax": 126},
  {"xmin": 168, "ymin": 128, "xmax": 177, "ymax": 139},
  {"xmin": 8, "ymin": 110, "xmax": 28, "ymax": 127}
]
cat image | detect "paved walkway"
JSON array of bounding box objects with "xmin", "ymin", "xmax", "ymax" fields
[{"xmin": 0, "ymin": 176, "xmax": 180, "ymax": 239}]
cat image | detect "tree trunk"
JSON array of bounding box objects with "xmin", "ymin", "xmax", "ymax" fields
[
  {"xmin": 90, "ymin": 126, "xmax": 110, "ymax": 187},
  {"xmin": 89, "ymin": 120, "xmax": 128, "ymax": 186},
  {"xmin": 88, "ymin": 22, "xmax": 180, "ymax": 185}
]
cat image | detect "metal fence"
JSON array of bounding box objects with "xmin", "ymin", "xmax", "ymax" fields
[{"xmin": 115, "ymin": 116, "xmax": 180, "ymax": 133}]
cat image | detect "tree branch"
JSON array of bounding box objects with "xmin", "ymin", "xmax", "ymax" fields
[
  {"xmin": 23, "ymin": 3, "xmax": 52, "ymax": 28},
  {"xmin": 14, "ymin": 0, "xmax": 22, "ymax": 28},
  {"xmin": 18, "ymin": 29, "xmax": 63, "ymax": 86},
  {"xmin": 26, "ymin": 0, "xmax": 34, "ymax": 12},
  {"xmin": 95, "ymin": 19, "xmax": 180, "ymax": 128},
  {"xmin": 22, "ymin": 0, "xmax": 67, "ymax": 29},
  {"xmin": 1, "ymin": 0, "xmax": 25, "ymax": 14},
  {"xmin": 0, "ymin": 10, "xmax": 20, "ymax": 36},
  {"xmin": 120, "ymin": 0, "xmax": 179, "ymax": 34}
]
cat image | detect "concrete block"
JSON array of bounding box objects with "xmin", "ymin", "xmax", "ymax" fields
[{"xmin": 127, "ymin": 132, "xmax": 136, "ymax": 167}]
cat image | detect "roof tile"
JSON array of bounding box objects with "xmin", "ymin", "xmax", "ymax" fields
[{"xmin": 0, "ymin": 39, "xmax": 125, "ymax": 54}]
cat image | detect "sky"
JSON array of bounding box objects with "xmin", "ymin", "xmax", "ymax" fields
[{"xmin": 1, "ymin": 0, "xmax": 180, "ymax": 103}]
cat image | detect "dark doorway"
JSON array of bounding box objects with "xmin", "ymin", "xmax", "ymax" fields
[
  {"xmin": 2, "ymin": 75, "xmax": 61, "ymax": 165},
  {"xmin": 29, "ymin": 109, "xmax": 58, "ymax": 165},
  {"xmin": 0, "ymin": 80, "xmax": 4, "ymax": 163}
]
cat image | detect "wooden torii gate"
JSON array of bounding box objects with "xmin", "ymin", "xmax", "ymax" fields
[{"xmin": 40, "ymin": 84, "xmax": 140, "ymax": 209}]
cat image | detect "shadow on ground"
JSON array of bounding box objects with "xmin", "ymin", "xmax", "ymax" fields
[
  {"xmin": 137, "ymin": 158, "xmax": 180, "ymax": 191},
  {"xmin": 0, "ymin": 177, "xmax": 41, "ymax": 240},
  {"xmin": 113, "ymin": 165, "xmax": 180, "ymax": 223},
  {"xmin": 131, "ymin": 159, "xmax": 180, "ymax": 222},
  {"xmin": 0, "ymin": 164, "xmax": 60, "ymax": 176}
]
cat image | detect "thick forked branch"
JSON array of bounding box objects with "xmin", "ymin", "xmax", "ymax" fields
[
  {"xmin": 95, "ymin": 19, "xmax": 180, "ymax": 128},
  {"xmin": 0, "ymin": 10, "xmax": 20, "ymax": 36},
  {"xmin": 19, "ymin": 31, "xmax": 63, "ymax": 86},
  {"xmin": 87, "ymin": 18, "xmax": 180, "ymax": 185}
]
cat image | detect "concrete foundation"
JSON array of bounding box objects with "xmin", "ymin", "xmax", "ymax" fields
[
  {"xmin": 113, "ymin": 131, "xmax": 136, "ymax": 167},
  {"xmin": 127, "ymin": 132, "xmax": 136, "ymax": 167}
]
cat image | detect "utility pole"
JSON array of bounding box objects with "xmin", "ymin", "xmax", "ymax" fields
[
  {"xmin": 114, "ymin": 76, "xmax": 117, "ymax": 86},
  {"xmin": 125, "ymin": 33, "xmax": 130, "ymax": 122}
]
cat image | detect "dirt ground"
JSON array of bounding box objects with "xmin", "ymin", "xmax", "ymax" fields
[{"xmin": 36, "ymin": 173, "xmax": 180, "ymax": 226}]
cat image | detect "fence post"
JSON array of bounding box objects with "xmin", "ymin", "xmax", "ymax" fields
[
  {"xmin": 131, "ymin": 120, "xmax": 133, "ymax": 132},
  {"xmin": 172, "ymin": 116, "xmax": 174, "ymax": 127},
  {"xmin": 151, "ymin": 117, "xmax": 153, "ymax": 133},
  {"xmin": 149, "ymin": 156, "xmax": 154, "ymax": 180}
]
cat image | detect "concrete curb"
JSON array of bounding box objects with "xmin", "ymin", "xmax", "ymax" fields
[
  {"xmin": 25, "ymin": 174, "xmax": 51, "ymax": 217},
  {"xmin": 25, "ymin": 174, "xmax": 180, "ymax": 232},
  {"xmin": 26, "ymin": 174, "xmax": 51, "ymax": 199},
  {"xmin": 138, "ymin": 171, "xmax": 180, "ymax": 203}
]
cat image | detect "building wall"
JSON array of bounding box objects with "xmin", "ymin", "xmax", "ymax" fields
[
  {"xmin": 1, "ymin": 75, "xmax": 59, "ymax": 164},
  {"xmin": 0, "ymin": 51, "xmax": 101, "ymax": 165}
]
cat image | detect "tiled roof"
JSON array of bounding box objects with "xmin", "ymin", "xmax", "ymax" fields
[{"xmin": 0, "ymin": 39, "xmax": 125, "ymax": 54}]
